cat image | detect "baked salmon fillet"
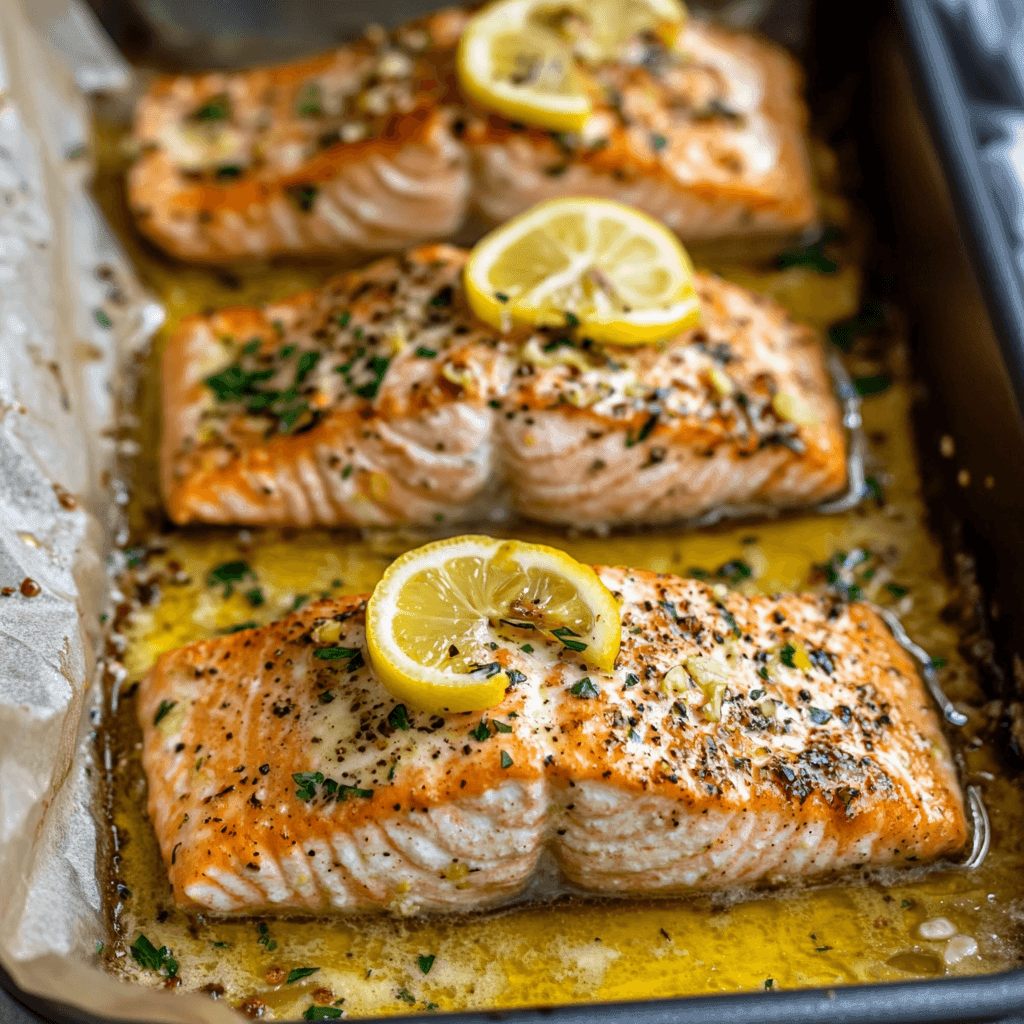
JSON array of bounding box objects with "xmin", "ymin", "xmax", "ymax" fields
[
  {"xmin": 138, "ymin": 568, "xmax": 967, "ymax": 915},
  {"xmin": 161, "ymin": 247, "xmax": 848, "ymax": 529},
  {"xmin": 127, "ymin": 10, "xmax": 816, "ymax": 263},
  {"xmin": 127, "ymin": 19, "xmax": 469, "ymax": 263}
]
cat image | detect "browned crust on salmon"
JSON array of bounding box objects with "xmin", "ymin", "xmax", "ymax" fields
[
  {"xmin": 465, "ymin": 23, "xmax": 818, "ymax": 240},
  {"xmin": 161, "ymin": 248, "xmax": 847, "ymax": 529},
  {"xmin": 127, "ymin": 13, "xmax": 817, "ymax": 263},
  {"xmin": 138, "ymin": 569, "xmax": 967, "ymax": 915}
]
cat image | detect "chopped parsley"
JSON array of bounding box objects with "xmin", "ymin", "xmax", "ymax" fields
[
  {"xmin": 303, "ymin": 1007, "xmax": 343, "ymax": 1020},
  {"xmin": 296, "ymin": 83, "xmax": 324, "ymax": 117},
  {"xmin": 750, "ymin": 688, "xmax": 764, "ymax": 700},
  {"xmin": 398, "ymin": 988, "xmax": 416, "ymax": 1004},
  {"xmin": 470, "ymin": 720, "xmax": 491, "ymax": 742},
  {"xmin": 245, "ymin": 587, "xmax": 264, "ymax": 608},
  {"xmin": 388, "ymin": 704, "xmax": 410, "ymax": 730},
  {"xmin": 291, "ymin": 594, "xmax": 310, "ymax": 612},
  {"xmin": 192, "ymin": 93, "xmax": 230, "ymax": 121},
  {"xmin": 153, "ymin": 700, "xmax": 177, "ymax": 726},
  {"xmin": 257, "ymin": 923, "xmax": 278, "ymax": 952},
  {"xmin": 500, "ymin": 751, "xmax": 514, "ymax": 769},
  {"xmin": 287, "ymin": 967, "xmax": 321, "ymax": 984},
  {"xmin": 552, "ymin": 626, "xmax": 588, "ymax": 652},
  {"xmin": 293, "ymin": 772, "xmax": 324, "ymax": 801},
  {"xmin": 864, "ymin": 475, "xmax": 884, "ymax": 505},
  {"xmin": 625, "ymin": 413, "xmax": 659, "ymax": 448},
  {"xmin": 353, "ymin": 355, "xmax": 391, "ymax": 399},
  {"xmin": 416, "ymin": 346, "xmax": 437, "ymax": 358},
  {"xmin": 94, "ymin": 308, "xmax": 112, "ymax": 329},
  {"xmin": 764, "ymin": 978, "xmax": 774, "ymax": 991},
  {"xmin": 493, "ymin": 719, "xmax": 513, "ymax": 733},
  {"xmin": 650, "ymin": 132, "xmax": 668, "ymax": 150},
  {"xmin": 313, "ymin": 646, "xmax": 363, "ymax": 672},
  {"xmin": 207, "ymin": 560, "xmax": 256, "ymax": 598},
  {"xmin": 886, "ymin": 583, "xmax": 909, "ymax": 599},
  {"xmin": 337, "ymin": 784, "xmax": 374, "ymax": 801},
  {"xmin": 716, "ymin": 559, "xmax": 752, "ymax": 581},
  {"xmin": 521, "ymin": 643, "xmax": 534, "ymax": 653},
  {"xmin": 296, "ymin": 350, "xmax": 321, "ymax": 384},
  {"xmin": 505, "ymin": 669, "xmax": 526, "ymax": 685},
  {"xmin": 930, "ymin": 656, "xmax": 947, "ymax": 669},
  {"xmin": 624, "ymin": 673, "xmax": 639, "ymax": 688},
  {"xmin": 317, "ymin": 691, "xmax": 335, "ymax": 704},
  {"xmin": 780, "ymin": 643, "xmax": 798, "ymax": 668},
  {"xmin": 130, "ymin": 934, "xmax": 178, "ymax": 976},
  {"xmin": 570, "ymin": 677, "xmax": 599, "ymax": 698},
  {"xmin": 418, "ymin": 955, "xmax": 435, "ymax": 975}
]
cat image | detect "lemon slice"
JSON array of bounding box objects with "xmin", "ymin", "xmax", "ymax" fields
[
  {"xmin": 457, "ymin": 0, "xmax": 591, "ymax": 132},
  {"xmin": 464, "ymin": 197, "xmax": 702, "ymax": 346},
  {"xmin": 365, "ymin": 535, "xmax": 621, "ymax": 714},
  {"xmin": 457, "ymin": 0, "xmax": 687, "ymax": 131}
]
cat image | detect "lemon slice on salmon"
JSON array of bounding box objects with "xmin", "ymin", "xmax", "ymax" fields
[
  {"xmin": 464, "ymin": 197, "xmax": 702, "ymax": 345},
  {"xmin": 365, "ymin": 535, "xmax": 621, "ymax": 713},
  {"xmin": 456, "ymin": 0, "xmax": 687, "ymax": 132}
]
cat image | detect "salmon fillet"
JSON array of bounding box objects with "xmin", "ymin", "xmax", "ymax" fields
[
  {"xmin": 126, "ymin": 11, "xmax": 816, "ymax": 263},
  {"xmin": 127, "ymin": 22, "xmax": 469, "ymax": 263},
  {"xmin": 137, "ymin": 567, "xmax": 967, "ymax": 916},
  {"xmin": 161, "ymin": 247, "xmax": 848, "ymax": 529}
]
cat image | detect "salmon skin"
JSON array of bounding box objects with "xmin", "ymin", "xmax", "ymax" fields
[
  {"xmin": 161, "ymin": 246, "xmax": 848, "ymax": 529},
  {"xmin": 138, "ymin": 567, "xmax": 967, "ymax": 916},
  {"xmin": 127, "ymin": 10, "xmax": 816, "ymax": 263}
]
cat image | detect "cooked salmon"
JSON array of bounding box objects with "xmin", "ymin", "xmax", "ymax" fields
[
  {"xmin": 138, "ymin": 567, "xmax": 968, "ymax": 915},
  {"xmin": 161, "ymin": 246, "xmax": 848, "ymax": 529},
  {"xmin": 464, "ymin": 19, "xmax": 818, "ymax": 242},
  {"xmin": 127, "ymin": 12, "xmax": 816, "ymax": 263},
  {"xmin": 127, "ymin": 21, "xmax": 469, "ymax": 263}
]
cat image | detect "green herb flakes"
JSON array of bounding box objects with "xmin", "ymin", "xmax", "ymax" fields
[
  {"xmin": 303, "ymin": 1007, "xmax": 343, "ymax": 1020},
  {"xmin": 553, "ymin": 626, "xmax": 588, "ymax": 652},
  {"xmin": 418, "ymin": 954, "xmax": 436, "ymax": 975},
  {"xmin": 388, "ymin": 704, "xmax": 410, "ymax": 730},
  {"xmin": 470, "ymin": 720, "xmax": 491, "ymax": 742},
  {"xmin": 493, "ymin": 719, "xmax": 513, "ymax": 733},
  {"xmin": 500, "ymin": 751, "xmax": 514, "ymax": 769},
  {"xmin": 287, "ymin": 967, "xmax": 321, "ymax": 984},
  {"xmin": 780, "ymin": 643, "xmax": 797, "ymax": 669},
  {"xmin": 354, "ymin": 355, "xmax": 391, "ymax": 399},
  {"xmin": 624, "ymin": 673, "xmax": 639, "ymax": 688},
  {"xmin": 570, "ymin": 677, "xmax": 599, "ymax": 699},
  {"xmin": 398, "ymin": 988, "xmax": 416, "ymax": 1004},
  {"xmin": 94, "ymin": 308, "xmax": 112, "ymax": 329},
  {"xmin": 192, "ymin": 93, "xmax": 230, "ymax": 121},
  {"xmin": 130, "ymin": 934, "xmax": 178, "ymax": 976},
  {"xmin": 293, "ymin": 772, "xmax": 324, "ymax": 801},
  {"xmin": 153, "ymin": 700, "xmax": 177, "ymax": 726},
  {"xmin": 505, "ymin": 669, "xmax": 526, "ymax": 686},
  {"xmin": 416, "ymin": 346, "xmax": 437, "ymax": 358},
  {"xmin": 207, "ymin": 560, "xmax": 255, "ymax": 598}
]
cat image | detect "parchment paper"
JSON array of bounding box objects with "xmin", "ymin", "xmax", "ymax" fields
[{"xmin": 0, "ymin": 0, "xmax": 245, "ymax": 1018}]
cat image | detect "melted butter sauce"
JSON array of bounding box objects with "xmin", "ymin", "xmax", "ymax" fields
[{"xmin": 90, "ymin": 117, "xmax": 1024, "ymax": 1018}]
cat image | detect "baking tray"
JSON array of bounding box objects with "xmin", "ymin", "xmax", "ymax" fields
[{"xmin": 5, "ymin": 0, "xmax": 1024, "ymax": 1021}]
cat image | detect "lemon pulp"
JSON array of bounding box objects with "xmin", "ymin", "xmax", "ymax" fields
[{"xmin": 366, "ymin": 535, "xmax": 621, "ymax": 713}]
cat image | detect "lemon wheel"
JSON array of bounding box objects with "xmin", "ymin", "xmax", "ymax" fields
[
  {"xmin": 456, "ymin": 0, "xmax": 687, "ymax": 132},
  {"xmin": 365, "ymin": 535, "xmax": 621, "ymax": 714},
  {"xmin": 464, "ymin": 197, "xmax": 702, "ymax": 346}
]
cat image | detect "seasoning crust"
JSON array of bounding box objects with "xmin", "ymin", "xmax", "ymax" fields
[
  {"xmin": 138, "ymin": 568, "xmax": 967, "ymax": 915},
  {"xmin": 161, "ymin": 247, "xmax": 846, "ymax": 528}
]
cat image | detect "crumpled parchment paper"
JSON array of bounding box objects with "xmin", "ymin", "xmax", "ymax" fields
[{"xmin": 0, "ymin": 1, "xmax": 245, "ymax": 1019}]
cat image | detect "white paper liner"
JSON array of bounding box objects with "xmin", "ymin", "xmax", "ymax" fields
[{"xmin": 0, "ymin": 1, "xmax": 241, "ymax": 1020}]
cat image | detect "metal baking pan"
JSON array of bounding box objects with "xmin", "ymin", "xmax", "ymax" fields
[{"xmin": 5, "ymin": 0, "xmax": 1024, "ymax": 1020}]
